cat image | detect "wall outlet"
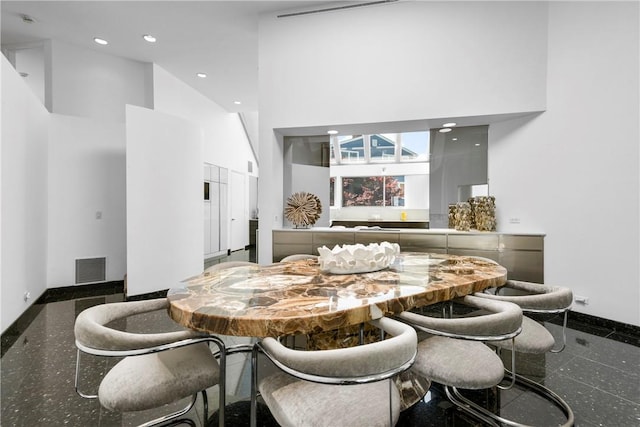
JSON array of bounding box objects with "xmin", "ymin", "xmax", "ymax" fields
[
  {"xmin": 574, "ymin": 295, "xmax": 589, "ymax": 305},
  {"xmin": 23, "ymin": 291, "xmax": 31, "ymax": 302}
]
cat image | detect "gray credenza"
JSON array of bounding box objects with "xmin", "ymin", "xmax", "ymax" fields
[{"xmin": 273, "ymin": 229, "xmax": 544, "ymax": 282}]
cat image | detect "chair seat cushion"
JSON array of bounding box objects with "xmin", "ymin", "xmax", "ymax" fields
[
  {"xmin": 259, "ymin": 372, "xmax": 401, "ymax": 427},
  {"xmin": 99, "ymin": 343, "xmax": 219, "ymax": 412},
  {"xmin": 412, "ymin": 335, "xmax": 504, "ymax": 389},
  {"xmin": 493, "ymin": 316, "xmax": 555, "ymax": 354}
]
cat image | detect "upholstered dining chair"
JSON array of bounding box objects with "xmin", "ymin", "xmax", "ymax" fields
[
  {"xmin": 475, "ymin": 279, "xmax": 573, "ymax": 354},
  {"xmin": 474, "ymin": 279, "xmax": 575, "ymax": 426},
  {"xmin": 280, "ymin": 254, "xmax": 319, "ymax": 262},
  {"xmin": 204, "ymin": 260, "xmax": 257, "ymax": 274},
  {"xmin": 250, "ymin": 316, "xmax": 418, "ymax": 427},
  {"xmin": 395, "ymin": 295, "xmax": 523, "ymax": 426},
  {"xmin": 74, "ymin": 298, "xmax": 226, "ymax": 427}
]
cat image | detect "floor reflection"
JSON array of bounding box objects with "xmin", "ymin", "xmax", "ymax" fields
[{"xmin": 1, "ymin": 249, "xmax": 639, "ymax": 426}]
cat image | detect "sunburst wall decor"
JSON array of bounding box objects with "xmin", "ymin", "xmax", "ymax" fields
[{"xmin": 284, "ymin": 192, "xmax": 322, "ymax": 228}]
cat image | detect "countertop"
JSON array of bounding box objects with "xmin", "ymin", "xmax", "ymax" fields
[{"xmin": 275, "ymin": 227, "xmax": 545, "ymax": 236}]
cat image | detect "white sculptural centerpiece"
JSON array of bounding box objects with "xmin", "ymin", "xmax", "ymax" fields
[{"xmin": 317, "ymin": 241, "xmax": 400, "ymax": 274}]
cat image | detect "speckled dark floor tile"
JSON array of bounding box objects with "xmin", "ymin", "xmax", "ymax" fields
[
  {"xmin": 608, "ymin": 330, "xmax": 640, "ymax": 347},
  {"xmin": 2, "ymin": 249, "xmax": 639, "ymax": 426},
  {"xmin": 542, "ymin": 371, "xmax": 640, "ymax": 427},
  {"xmin": 498, "ymin": 387, "xmax": 569, "ymax": 426},
  {"xmin": 557, "ymin": 356, "xmax": 640, "ymax": 404}
]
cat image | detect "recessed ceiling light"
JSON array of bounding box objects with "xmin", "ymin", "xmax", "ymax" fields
[
  {"xmin": 439, "ymin": 128, "xmax": 452, "ymax": 133},
  {"xmin": 93, "ymin": 37, "xmax": 108, "ymax": 45},
  {"xmin": 452, "ymin": 138, "xmax": 458, "ymax": 141},
  {"xmin": 234, "ymin": 101, "xmax": 242, "ymax": 105},
  {"xmin": 327, "ymin": 130, "xmax": 338, "ymax": 135},
  {"xmin": 196, "ymin": 73, "xmax": 207, "ymax": 78},
  {"xmin": 475, "ymin": 143, "xmax": 481, "ymax": 146},
  {"xmin": 442, "ymin": 122, "xmax": 457, "ymax": 127},
  {"xmin": 143, "ymin": 34, "xmax": 157, "ymax": 43}
]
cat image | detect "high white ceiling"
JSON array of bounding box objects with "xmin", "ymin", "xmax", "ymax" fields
[{"xmin": 1, "ymin": 1, "xmax": 339, "ymax": 113}]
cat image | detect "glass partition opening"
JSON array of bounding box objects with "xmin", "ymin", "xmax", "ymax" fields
[
  {"xmin": 286, "ymin": 125, "xmax": 488, "ymax": 229},
  {"xmin": 330, "ymin": 131, "xmax": 430, "ymax": 224}
]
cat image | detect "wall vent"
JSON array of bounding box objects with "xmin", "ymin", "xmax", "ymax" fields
[{"xmin": 75, "ymin": 257, "xmax": 106, "ymax": 284}]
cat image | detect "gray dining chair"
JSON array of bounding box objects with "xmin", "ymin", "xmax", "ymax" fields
[
  {"xmin": 395, "ymin": 295, "xmax": 523, "ymax": 426},
  {"xmin": 474, "ymin": 279, "xmax": 575, "ymax": 426},
  {"xmin": 74, "ymin": 298, "xmax": 227, "ymax": 427},
  {"xmin": 280, "ymin": 254, "xmax": 319, "ymax": 262},
  {"xmin": 250, "ymin": 316, "xmax": 418, "ymax": 427},
  {"xmin": 204, "ymin": 260, "xmax": 257, "ymax": 274}
]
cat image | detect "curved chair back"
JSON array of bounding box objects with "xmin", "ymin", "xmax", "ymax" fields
[
  {"xmin": 397, "ymin": 295, "xmax": 522, "ymax": 341},
  {"xmin": 394, "ymin": 296, "xmax": 527, "ymax": 426},
  {"xmin": 476, "ymin": 279, "xmax": 573, "ymax": 312},
  {"xmin": 259, "ymin": 316, "xmax": 416, "ymax": 380},
  {"xmin": 473, "ymin": 280, "xmax": 575, "ymax": 426},
  {"xmin": 74, "ymin": 299, "xmax": 200, "ymax": 352},
  {"xmin": 251, "ymin": 316, "xmax": 417, "ymax": 427},
  {"xmin": 74, "ymin": 299, "xmax": 226, "ymax": 427},
  {"xmin": 204, "ymin": 261, "xmax": 257, "ymax": 274},
  {"xmin": 280, "ymin": 254, "xmax": 318, "ymax": 262}
]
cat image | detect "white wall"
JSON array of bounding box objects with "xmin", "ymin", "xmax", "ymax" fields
[
  {"xmin": 288, "ymin": 164, "xmax": 331, "ymax": 227},
  {"xmin": 125, "ymin": 105, "xmax": 203, "ymax": 296},
  {"xmin": 47, "ymin": 114, "xmax": 126, "ymax": 287},
  {"xmin": 404, "ymin": 175, "xmax": 429, "ymax": 210},
  {"xmin": 50, "ymin": 40, "xmax": 152, "ymax": 122},
  {"xmin": 152, "ymin": 64, "xmax": 257, "ymax": 254},
  {"xmin": 258, "ymin": 2, "xmax": 639, "ymax": 326},
  {"xmin": 152, "ymin": 65, "xmax": 258, "ymax": 176},
  {"xmin": 1, "ymin": 56, "xmax": 49, "ymax": 333},
  {"xmin": 15, "ymin": 46, "xmax": 45, "ymax": 105},
  {"xmin": 489, "ymin": 2, "xmax": 639, "ymax": 326},
  {"xmin": 258, "ymin": 1, "xmax": 548, "ymax": 264}
]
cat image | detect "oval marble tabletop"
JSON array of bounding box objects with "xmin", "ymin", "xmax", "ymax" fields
[{"xmin": 167, "ymin": 253, "xmax": 507, "ymax": 337}]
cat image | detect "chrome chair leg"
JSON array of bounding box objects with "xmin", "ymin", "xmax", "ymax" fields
[
  {"xmin": 137, "ymin": 394, "xmax": 198, "ymax": 427},
  {"xmin": 444, "ymin": 385, "xmax": 500, "ymax": 427},
  {"xmin": 250, "ymin": 343, "xmax": 259, "ymax": 427},
  {"xmin": 550, "ymin": 311, "xmax": 569, "ymax": 353},
  {"xmin": 201, "ymin": 390, "xmax": 209, "ymax": 422},
  {"xmin": 507, "ymin": 371, "xmax": 575, "ymax": 427},
  {"xmin": 445, "ymin": 373, "xmax": 575, "ymax": 427},
  {"xmin": 496, "ymin": 340, "xmax": 517, "ymax": 390}
]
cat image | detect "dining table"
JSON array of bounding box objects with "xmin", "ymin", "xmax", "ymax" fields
[
  {"xmin": 167, "ymin": 251, "xmax": 508, "ymax": 415},
  {"xmin": 167, "ymin": 252, "xmax": 507, "ymax": 338}
]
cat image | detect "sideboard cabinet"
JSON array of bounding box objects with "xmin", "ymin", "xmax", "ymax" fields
[{"xmin": 273, "ymin": 229, "xmax": 544, "ymax": 282}]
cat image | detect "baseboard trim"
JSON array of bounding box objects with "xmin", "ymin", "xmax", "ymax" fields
[
  {"xmin": 35, "ymin": 281, "xmax": 125, "ymax": 304},
  {"xmin": 567, "ymin": 310, "xmax": 639, "ymax": 336}
]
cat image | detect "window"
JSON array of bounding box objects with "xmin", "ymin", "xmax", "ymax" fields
[
  {"xmin": 338, "ymin": 136, "xmax": 364, "ymax": 163},
  {"xmin": 369, "ymin": 135, "xmax": 396, "ymax": 161},
  {"xmin": 330, "ymin": 131, "xmax": 429, "ymax": 165},
  {"xmin": 342, "ymin": 176, "xmax": 405, "ymax": 207}
]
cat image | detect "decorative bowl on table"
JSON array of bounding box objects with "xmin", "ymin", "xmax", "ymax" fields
[{"xmin": 317, "ymin": 241, "xmax": 400, "ymax": 274}]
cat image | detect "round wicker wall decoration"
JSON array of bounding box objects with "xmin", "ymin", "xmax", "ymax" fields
[{"xmin": 284, "ymin": 192, "xmax": 323, "ymax": 228}]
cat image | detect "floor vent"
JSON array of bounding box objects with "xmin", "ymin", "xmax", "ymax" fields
[{"xmin": 75, "ymin": 257, "xmax": 106, "ymax": 284}]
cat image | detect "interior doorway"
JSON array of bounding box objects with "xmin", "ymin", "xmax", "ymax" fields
[{"xmin": 230, "ymin": 171, "xmax": 247, "ymax": 251}]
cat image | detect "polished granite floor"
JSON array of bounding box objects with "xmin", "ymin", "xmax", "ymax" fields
[{"xmin": 2, "ymin": 249, "xmax": 639, "ymax": 426}]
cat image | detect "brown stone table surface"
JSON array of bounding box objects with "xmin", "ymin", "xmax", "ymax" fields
[{"xmin": 167, "ymin": 253, "xmax": 507, "ymax": 337}]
